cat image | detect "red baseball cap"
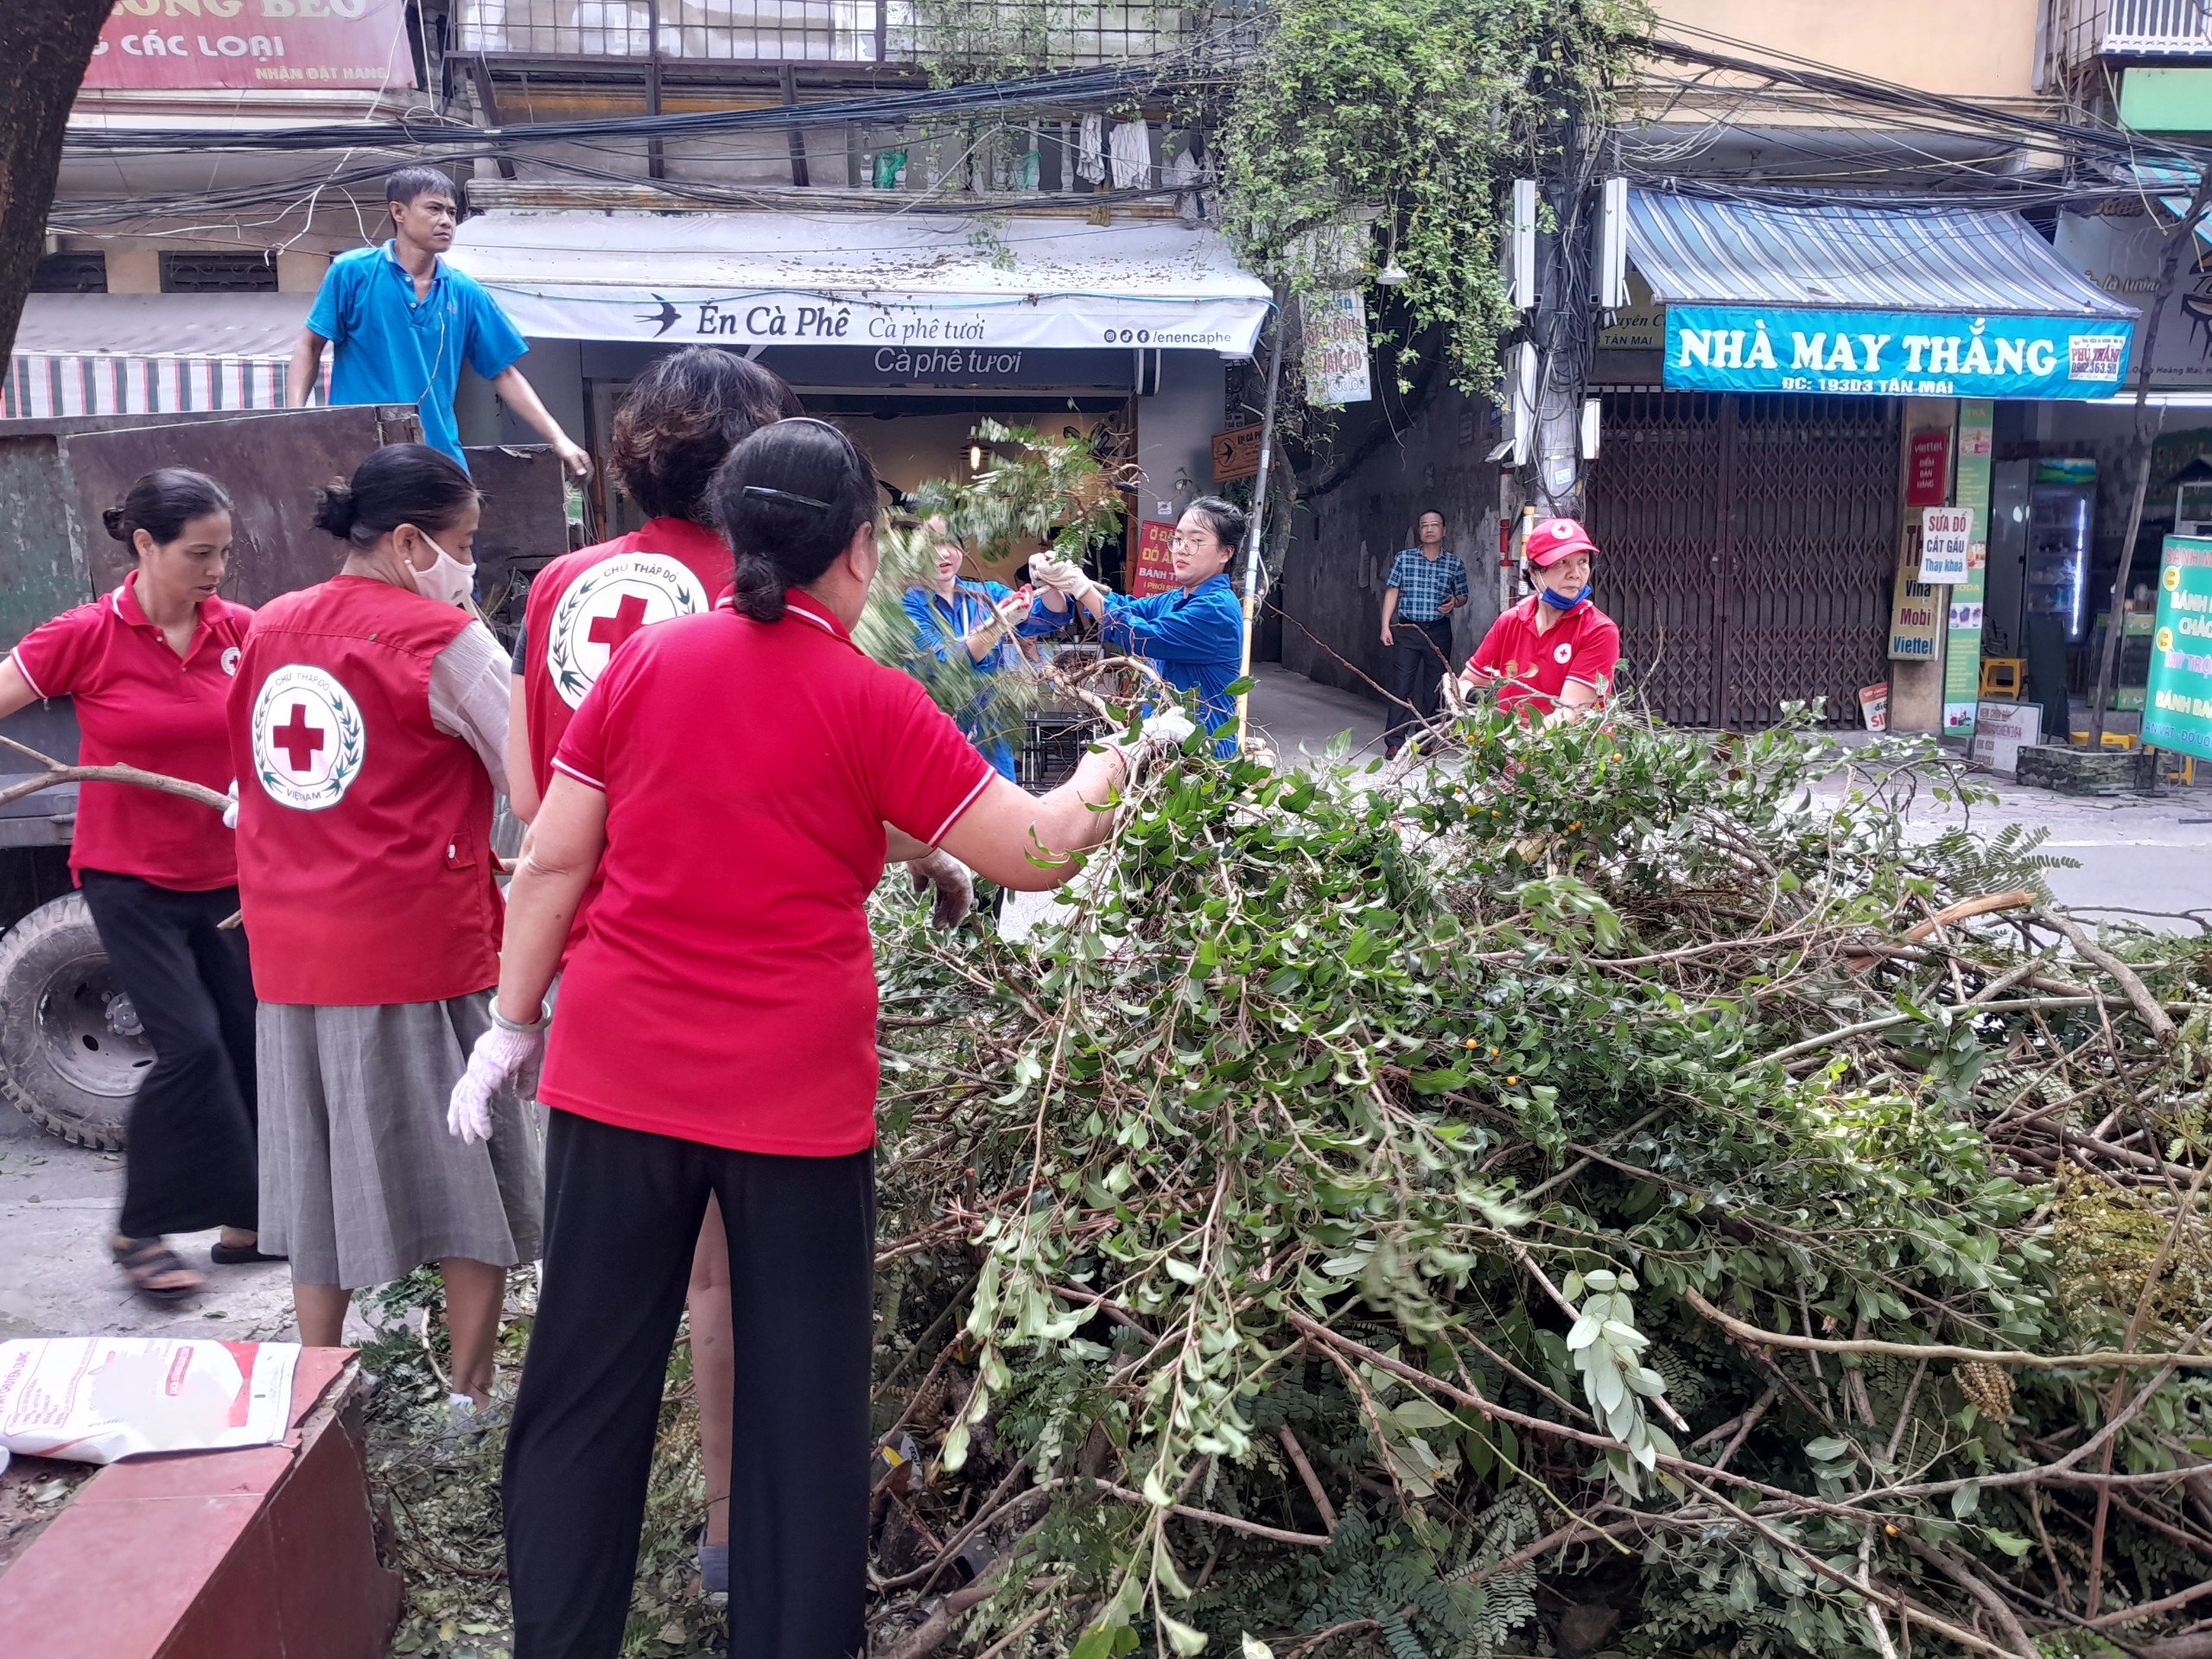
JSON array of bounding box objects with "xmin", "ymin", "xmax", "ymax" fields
[{"xmin": 1527, "ymin": 517, "xmax": 1598, "ymax": 567}]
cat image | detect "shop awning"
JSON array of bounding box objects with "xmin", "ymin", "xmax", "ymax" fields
[
  {"xmin": 2120, "ymin": 160, "xmax": 2212, "ymax": 245},
  {"xmin": 1626, "ymin": 188, "xmax": 2139, "ymax": 400},
  {"xmin": 3, "ymin": 294, "xmax": 315, "ymax": 418},
  {"xmin": 446, "ymin": 211, "xmax": 1274, "ymax": 358}
]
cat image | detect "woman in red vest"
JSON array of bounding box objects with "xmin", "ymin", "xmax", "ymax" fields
[
  {"xmin": 0, "ymin": 468, "xmax": 260, "ymax": 1301},
  {"xmin": 507, "ymin": 345, "xmax": 799, "ymax": 1593},
  {"xmin": 462, "ymin": 419, "xmax": 1150, "ymax": 1659},
  {"xmin": 230, "ymin": 444, "xmax": 537, "ymax": 1419}
]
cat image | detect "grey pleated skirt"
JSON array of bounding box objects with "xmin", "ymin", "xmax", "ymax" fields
[{"xmin": 257, "ymin": 995, "xmax": 544, "ymax": 1289}]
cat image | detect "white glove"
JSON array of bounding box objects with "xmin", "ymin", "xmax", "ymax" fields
[
  {"xmin": 448, "ymin": 1021, "xmax": 543, "ymax": 1145},
  {"xmin": 221, "ymin": 779, "xmax": 239, "ymax": 830},
  {"xmin": 1141, "ymin": 709, "xmax": 1198, "ymax": 750},
  {"xmin": 906, "ymin": 850, "xmax": 975, "ymax": 930},
  {"xmin": 1105, "ymin": 707, "xmax": 1199, "ymax": 767},
  {"xmin": 1031, "ymin": 554, "xmax": 1096, "ymax": 602}
]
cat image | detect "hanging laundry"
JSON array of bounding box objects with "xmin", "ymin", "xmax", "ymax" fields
[
  {"xmin": 1077, "ymin": 114, "xmax": 1107, "ymax": 186},
  {"xmin": 1163, "ymin": 129, "xmax": 1210, "ymax": 224},
  {"xmin": 1109, "ymin": 120, "xmax": 1153, "ymax": 191}
]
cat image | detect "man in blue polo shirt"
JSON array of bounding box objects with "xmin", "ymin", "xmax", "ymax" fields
[{"xmin": 288, "ymin": 168, "xmax": 590, "ymax": 478}]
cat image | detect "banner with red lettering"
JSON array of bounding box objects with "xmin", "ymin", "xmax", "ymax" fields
[
  {"xmin": 85, "ymin": 0, "xmax": 415, "ymax": 92},
  {"xmin": 1132, "ymin": 521, "xmax": 1176, "ymax": 597}
]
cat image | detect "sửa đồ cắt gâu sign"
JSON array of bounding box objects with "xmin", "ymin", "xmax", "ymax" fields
[{"xmin": 1664, "ymin": 305, "xmax": 2133, "ymax": 400}]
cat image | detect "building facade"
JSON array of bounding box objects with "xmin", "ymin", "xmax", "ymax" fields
[
  {"xmin": 1280, "ymin": 0, "xmax": 2212, "ymax": 741},
  {"xmin": 20, "ymin": 2, "xmax": 1269, "ymax": 600}
]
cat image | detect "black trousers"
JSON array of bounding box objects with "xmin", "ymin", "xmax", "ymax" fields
[
  {"xmin": 79, "ymin": 872, "xmax": 257, "ymax": 1240},
  {"xmin": 1384, "ymin": 618, "xmax": 1455, "ymax": 753},
  {"xmin": 504, "ymin": 1109, "xmax": 875, "ymax": 1659}
]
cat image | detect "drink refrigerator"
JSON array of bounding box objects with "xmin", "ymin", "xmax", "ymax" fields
[{"xmin": 2026, "ymin": 460, "xmax": 2095, "ymax": 644}]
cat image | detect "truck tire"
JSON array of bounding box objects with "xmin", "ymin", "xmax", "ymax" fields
[{"xmin": 0, "ymin": 893, "xmax": 150, "ymax": 1150}]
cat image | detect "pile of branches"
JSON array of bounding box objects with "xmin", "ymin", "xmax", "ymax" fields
[{"xmin": 862, "ymin": 700, "xmax": 2212, "ymax": 1659}]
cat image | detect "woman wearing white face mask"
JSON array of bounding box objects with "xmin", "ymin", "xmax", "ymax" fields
[{"xmin": 228, "ymin": 443, "xmax": 539, "ymax": 1421}]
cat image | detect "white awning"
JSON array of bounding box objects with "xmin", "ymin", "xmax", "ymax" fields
[
  {"xmin": 12, "ymin": 292, "xmax": 313, "ymax": 358},
  {"xmin": 447, "ymin": 211, "xmax": 1274, "ymax": 357},
  {"xmin": 3, "ymin": 294, "xmax": 314, "ymax": 418}
]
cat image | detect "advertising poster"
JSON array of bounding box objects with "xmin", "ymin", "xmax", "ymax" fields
[
  {"xmin": 1131, "ymin": 521, "xmax": 1177, "ymax": 597},
  {"xmin": 1301, "ymin": 291, "xmax": 1373, "ymax": 407},
  {"xmin": 1942, "ymin": 401, "xmax": 1995, "ymax": 734},
  {"xmin": 84, "ymin": 0, "xmax": 416, "ymax": 92},
  {"xmin": 1907, "ymin": 429, "xmax": 1952, "ymax": 506},
  {"xmin": 2142, "ymin": 536, "xmax": 2212, "ymax": 763},
  {"xmin": 1918, "ymin": 506, "xmax": 1974, "ymax": 583}
]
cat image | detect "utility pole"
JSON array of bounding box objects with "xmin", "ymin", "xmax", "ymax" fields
[{"xmin": 1521, "ymin": 114, "xmax": 1601, "ymax": 521}]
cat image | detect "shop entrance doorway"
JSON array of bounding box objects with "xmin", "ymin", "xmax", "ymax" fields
[{"xmin": 1588, "ymin": 391, "xmax": 1901, "ymax": 729}]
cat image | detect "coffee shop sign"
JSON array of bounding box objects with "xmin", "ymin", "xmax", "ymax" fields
[
  {"xmin": 692, "ymin": 301, "xmax": 1002, "ymax": 348},
  {"xmin": 1665, "ymin": 304, "xmax": 2134, "ymax": 400}
]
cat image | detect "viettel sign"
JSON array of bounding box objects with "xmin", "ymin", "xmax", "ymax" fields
[
  {"xmin": 84, "ymin": 0, "xmax": 415, "ymax": 92},
  {"xmin": 1664, "ymin": 304, "xmax": 2133, "ymax": 401}
]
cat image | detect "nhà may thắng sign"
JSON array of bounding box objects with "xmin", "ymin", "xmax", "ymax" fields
[
  {"xmin": 1918, "ymin": 505, "xmax": 1974, "ymax": 584},
  {"xmin": 1664, "ymin": 305, "xmax": 2133, "ymax": 400},
  {"xmin": 2141, "ymin": 537, "xmax": 2212, "ymax": 763},
  {"xmin": 84, "ymin": 0, "xmax": 414, "ymax": 92}
]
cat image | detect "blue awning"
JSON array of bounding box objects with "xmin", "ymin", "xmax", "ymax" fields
[
  {"xmin": 1626, "ymin": 189, "xmax": 2137, "ymax": 320},
  {"xmin": 2120, "ymin": 160, "xmax": 2212, "ymax": 246}
]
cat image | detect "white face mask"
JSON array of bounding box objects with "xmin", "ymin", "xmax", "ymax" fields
[{"xmin": 402, "ymin": 531, "xmax": 476, "ymax": 608}]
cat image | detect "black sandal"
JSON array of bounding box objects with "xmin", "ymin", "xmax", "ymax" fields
[
  {"xmin": 111, "ymin": 1236, "xmax": 202, "ymax": 1302},
  {"xmin": 210, "ymin": 1238, "xmax": 285, "ymax": 1265}
]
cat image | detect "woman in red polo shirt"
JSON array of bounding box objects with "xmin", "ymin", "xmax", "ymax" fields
[
  {"xmin": 230, "ymin": 444, "xmax": 537, "ymax": 1421},
  {"xmin": 458, "ymin": 418, "xmax": 1141, "ymax": 1659},
  {"xmin": 0, "ymin": 469, "xmax": 260, "ymax": 1301},
  {"xmin": 511, "ymin": 345, "xmax": 799, "ymax": 1597},
  {"xmin": 1463, "ymin": 516, "xmax": 1622, "ymax": 721}
]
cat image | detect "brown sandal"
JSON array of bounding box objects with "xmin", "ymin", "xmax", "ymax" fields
[{"xmin": 111, "ymin": 1236, "xmax": 202, "ymax": 1303}]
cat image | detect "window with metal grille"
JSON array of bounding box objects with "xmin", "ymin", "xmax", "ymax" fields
[
  {"xmin": 160, "ymin": 252, "xmax": 277, "ymax": 293},
  {"xmin": 32, "ymin": 252, "xmax": 106, "ymax": 293}
]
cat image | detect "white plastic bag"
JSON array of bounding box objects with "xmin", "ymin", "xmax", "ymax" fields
[{"xmin": 0, "ymin": 1338, "xmax": 301, "ymax": 1465}]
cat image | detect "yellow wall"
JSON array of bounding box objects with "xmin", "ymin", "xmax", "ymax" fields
[{"xmin": 1652, "ymin": 0, "xmax": 2044, "ymax": 101}]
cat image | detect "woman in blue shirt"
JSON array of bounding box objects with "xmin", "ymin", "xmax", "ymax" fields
[
  {"xmin": 900, "ymin": 519, "xmax": 1037, "ymax": 778},
  {"xmin": 1031, "ymin": 497, "xmax": 1248, "ymax": 757}
]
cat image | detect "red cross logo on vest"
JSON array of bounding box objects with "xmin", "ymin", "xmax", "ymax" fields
[
  {"xmin": 588, "ymin": 594, "xmax": 652, "ymax": 652},
  {"xmin": 547, "ymin": 552, "xmax": 708, "ymax": 709},
  {"xmin": 250, "ymin": 664, "xmax": 367, "ymax": 812},
  {"xmin": 271, "ymin": 704, "xmax": 325, "ymax": 772}
]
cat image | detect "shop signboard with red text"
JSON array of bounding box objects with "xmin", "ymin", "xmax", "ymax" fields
[
  {"xmin": 1132, "ymin": 522, "xmax": 1177, "ymax": 597},
  {"xmin": 85, "ymin": 0, "xmax": 415, "ymax": 92}
]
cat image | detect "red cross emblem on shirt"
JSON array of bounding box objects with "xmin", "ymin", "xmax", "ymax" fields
[
  {"xmin": 588, "ymin": 594, "xmax": 651, "ymax": 652},
  {"xmin": 271, "ymin": 703, "xmax": 325, "ymax": 772}
]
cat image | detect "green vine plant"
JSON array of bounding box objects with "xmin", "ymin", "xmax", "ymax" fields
[{"xmin": 1213, "ymin": 0, "xmax": 1651, "ymax": 394}]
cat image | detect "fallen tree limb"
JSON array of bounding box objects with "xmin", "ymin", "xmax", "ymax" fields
[
  {"xmin": 1678, "ymin": 1287, "xmax": 2212, "ymax": 1371},
  {"xmin": 0, "ymin": 760, "xmax": 229, "ymax": 813},
  {"xmin": 2038, "ymin": 910, "xmax": 2178, "ymax": 1043}
]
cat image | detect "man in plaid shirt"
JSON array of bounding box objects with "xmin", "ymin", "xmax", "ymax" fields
[{"xmin": 1380, "ymin": 509, "xmax": 1468, "ymax": 756}]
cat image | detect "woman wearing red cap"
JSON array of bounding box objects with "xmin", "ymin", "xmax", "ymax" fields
[{"xmin": 1463, "ymin": 517, "xmax": 1621, "ymax": 721}]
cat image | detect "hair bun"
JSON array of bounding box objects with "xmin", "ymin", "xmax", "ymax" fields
[
  {"xmin": 312, "ymin": 482, "xmax": 358, "ymax": 539},
  {"xmin": 101, "ymin": 505, "xmax": 130, "ymax": 542}
]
